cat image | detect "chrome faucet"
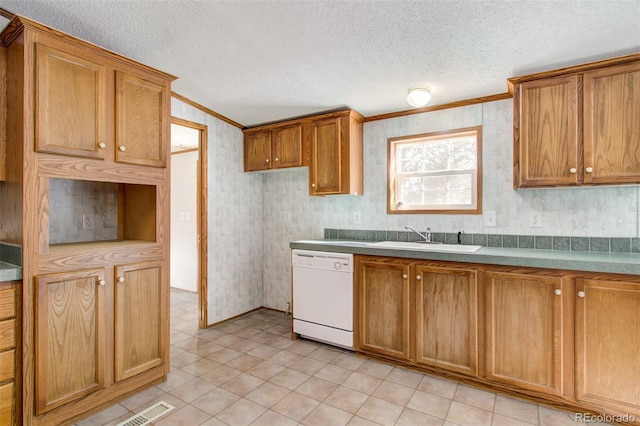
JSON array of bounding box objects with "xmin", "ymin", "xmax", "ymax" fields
[{"xmin": 405, "ymin": 225, "xmax": 431, "ymax": 242}]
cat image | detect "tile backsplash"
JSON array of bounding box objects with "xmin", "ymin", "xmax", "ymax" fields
[{"xmin": 324, "ymin": 228, "xmax": 640, "ymax": 253}]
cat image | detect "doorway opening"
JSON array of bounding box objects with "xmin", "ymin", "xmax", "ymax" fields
[{"xmin": 170, "ymin": 118, "xmax": 209, "ymax": 328}]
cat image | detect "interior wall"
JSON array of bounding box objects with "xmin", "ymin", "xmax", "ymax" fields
[
  {"xmin": 171, "ymin": 98, "xmax": 264, "ymax": 324},
  {"xmin": 170, "ymin": 150, "xmax": 198, "ymax": 292},
  {"xmin": 261, "ymin": 99, "xmax": 639, "ymax": 310},
  {"xmin": 48, "ymin": 178, "xmax": 119, "ymax": 244}
]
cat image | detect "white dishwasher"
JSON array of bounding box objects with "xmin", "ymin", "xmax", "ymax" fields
[{"xmin": 292, "ymin": 249, "xmax": 354, "ymax": 349}]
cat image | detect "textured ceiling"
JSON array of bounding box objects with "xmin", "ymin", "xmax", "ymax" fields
[{"xmin": 2, "ymin": 1, "xmax": 639, "ymax": 127}]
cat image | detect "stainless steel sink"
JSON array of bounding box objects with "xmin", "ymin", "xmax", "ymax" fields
[{"xmin": 366, "ymin": 241, "xmax": 482, "ymax": 253}]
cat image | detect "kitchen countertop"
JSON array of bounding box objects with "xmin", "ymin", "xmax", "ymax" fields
[
  {"xmin": 290, "ymin": 239, "xmax": 640, "ymax": 275},
  {"xmin": 0, "ymin": 261, "xmax": 22, "ymax": 282}
]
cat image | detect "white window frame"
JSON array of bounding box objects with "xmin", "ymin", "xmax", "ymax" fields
[{"xmin": 387, "ymin": 126, "xmax": 482, "ymax": 214}]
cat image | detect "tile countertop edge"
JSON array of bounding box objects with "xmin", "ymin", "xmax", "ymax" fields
[
  {"xmin": 290, "ymin": 240, "xmax": 640, "ymax": 275},
  {"xmin": 0, "ymin": 261, "xmax": 22, "ymax": 282}
]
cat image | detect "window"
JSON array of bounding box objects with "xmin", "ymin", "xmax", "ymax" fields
[{"xmin": 388, "ymin": 126, "xmax": 482, "ymax": 214}]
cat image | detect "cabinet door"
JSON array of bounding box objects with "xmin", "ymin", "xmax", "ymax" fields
[
  {"xmin": 485, "ymin": 271, "xmax": 564, "ymax": 396},
  {"xmin": 576, "ymin": 278, "xmax": 640, "ymax": 417},
  {"xmin": 35, "ymin": 269, "xmax": 108, "ymax": 414},
  {"xmin": 583, "ymin": 62, "xmax": 640, "ymax": 184},
  {"xmin": 244, "ymin": 131, "xmax": 272, "ymax": 171},
  {"xmin": 415, "ymin": 265, "xmax": 478, "ymax": 375},
  {"xmin": 516, "ymin": 75, "xmax": 579, "ymax": 187},
  {"xmin": 114, "ymin": 261, "xmax": 166, "ymax": 381},
  {"xmin": 310, "ymin": 118, "xmax": 342, "ymax": 195},
  {"xmin": 35, "ymin": 42, "xmax": 108, "ymax": 160},
  {"xmin": 357, "ymin": 259, "xmax": 411, "ymax": 360},
  {"xmin": 272, "ymin": 125, "xmax": 302, "ymax": 168},
  {"xmin": 115, "ymin": 71, "xmax": 169, "ymax": 167}
]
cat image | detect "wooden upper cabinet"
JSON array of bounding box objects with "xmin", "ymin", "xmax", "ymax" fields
[
  {"xmin": 244, "ymin": 131, "xmax": 272, "ymax": 171},
  {"xmin": 33, "ymin": 34, "xmax": 172, "ymax": 167},
  {"xmin": 309, "ymin": 112, "xmax": 363, "ymax": 196},
  {"xmin": 513, "ymin": 55, "xmax": 640, "ymax": 188},
  {"xmin": 356, "ymin": 257, "xmax": 411, "ymax": 360},
  {"xmin": 575, "ymin": 278, "xmax": 640, "ymax": 418},
  {"xmin": 115, "ymin": 71, "xmax": 168, "ymax": 168},
  {"xmin": 35, "ymin": 269, "xmax": 108, "ymax": 414},
  {"xmin": 515, "ymin": 76, "xmax": 579, "ymax": 187},
  {"xmin": 35, "ymin": 41, "xmax": 108, "ymax": 160},
  {"xmin": 414, "ymin": 264, "xmax": 479, "ymax": 376},
  {"xmin": 244, "ymin": 124, "xmax": 302, "ymax": 171},
  {"xmin": 485, "ymin": 271, "xmax": 566, "ymax": 396},
  {"xmin": 114, "ymin": 261, "xmax": 165, "ymax": 382},
  {"xmin": 272, "ymin": 125, "xmax": 303, "ymax": 168},
  {"xmin": 583, "ymin": 63, "xmax": 640, "ymax": 184}
]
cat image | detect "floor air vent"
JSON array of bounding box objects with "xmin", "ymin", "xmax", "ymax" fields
[{"xmin": 116, "ymin": 401, "xmax": 175, "ymax": 426}]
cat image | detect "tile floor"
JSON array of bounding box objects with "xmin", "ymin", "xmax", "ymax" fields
[{"xmin": 77, "ymin": 289, "xmax": 608, "ymax": 426}]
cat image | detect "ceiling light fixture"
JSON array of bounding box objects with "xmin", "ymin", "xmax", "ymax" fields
[{"xmin": 406, "ymin": 86, "xmax": 431, "ymax": 108}]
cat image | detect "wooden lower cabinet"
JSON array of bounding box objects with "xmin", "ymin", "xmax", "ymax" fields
[
  {"xmin": 35, "ymin": 269, "xmax": 109, "ymax": 414},
  {"xmin": 115, "ymin": 261, "xmax": 166, "ymax": 381},
  {"xmin": 414, "ymin": 264, "xmax": 479, "ymax": 375},
  {"xmin": 0, "ymin": 281, "xmax": 18, "ymax": 426},
  {"xmin": 34, "ymin": 261, "xmax": 167, "ymax": 418},
  {"xmin": 575, "ymin": 278, "xmax": 640, "ymax": 418},
  {"xmin": 356, "ymin": 258, "xmax": 411, "ymax": 359},
  {"xmin": 485, "ymin": 271, "xmax": 566, "ymax": 396}
]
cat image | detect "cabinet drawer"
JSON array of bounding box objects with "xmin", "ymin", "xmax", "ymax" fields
[
  {"xmin": 0, "ymin": 288, "xmax": 14, "ymax": 320},
  {"xmin": 0, "ymin": 349, "xmax": 14, "ymax": 382},
  {"xmin": 0, "ymin": 320, "xmax": 15, "ymax": 351},
  {"xmin": 0, "ymin": 381, "xmax": 13, "ymax": 425}
]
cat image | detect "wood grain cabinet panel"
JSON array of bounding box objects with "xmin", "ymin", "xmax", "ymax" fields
[
  {"xmin": 244, "ymin": 131, "xmax": 272, "ymax": 171},
  {"xmin": 513, "ymin": 56, "xmax": 640, "ymax": 188},
  {"xmin": 583, "ymin": 63, "xmax": 640, "ymax": 184},
  {"xmin": 414, "ymin": 265, "xmax": 478, "ymax": 375},
  {"xmin": 575, "ymin": 278, "xmax": 640, "ymax": 418},
  {"xmin": 357, "ymin": 258, "xmax": 411, "ymax": 360},
  {"xmin": 35, "ymin": 269, "xmax": 108, "ymax": 414},
  {"xmin": 515, "ymin": 76, "xmax": 579, "ymax": 187},
  {"xmin": 35, "ymin": 41, "xmax": 108, "ymax": 160},
  {"xmin": 115, "ymin": 261, "xmax": 166, "ymax": 381},
  {"xmin": 272, "ymin": 125, "xmax": 303, "ymax": 168},
  {"xmin": 115, "ymin": 71, "xmax": 168, "ymax": 168},
  {"xmin": 485, "ymin": 271, "xmax": 565, "ymax": 396},
  {"xmin": 0, "ymin": 382, "xmax": 13, "ymax": 426}
]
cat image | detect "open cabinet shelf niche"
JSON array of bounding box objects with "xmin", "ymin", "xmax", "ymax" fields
[{"xmin": 45, "ymin": 178, "xmax": 157, "ymax": 249}]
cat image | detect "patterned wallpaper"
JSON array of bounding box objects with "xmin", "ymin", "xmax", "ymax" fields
[
  {"xmin": 49, "ymin": 178, "xmax": 119, "ymax": 244},
  {"xmin": 261, "ymin": 99, "xmax": 639, "ymax": 310},
  {"xmin": 171, "ymin": 99, "xmax": 265, "ymax": 325}
]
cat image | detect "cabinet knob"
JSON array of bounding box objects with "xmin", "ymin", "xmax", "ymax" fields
[
  {"xmin": 416, "ymin": 275, "xmax": 422, "ymax": 280},
  {"xmin": 402, "ymin": 274, "xmax": 408, "ymax": 279},
  {"xmin": 118, "ymin": 145, "xmax": 126, "ymax": 152},
  {"xmin": 98, "ymin": 280, "xmax": 106, "ymax": 286},
  {"xmin": 569, "ymin": 168, "xmax": 577, "ymax": 174},
  {"xmin": 274, "ymin": 157, "xmax": 279, "ymax": 162},
  {"xmin": 577, "ymin": 290, "xmax": 585, "ymax": 298},
  {"xmin": 98, "ymin": 142, "xmax": 106, "ymax": 149},
  {"xmin": 554, "ymin": 289, "xmax": 562, "ymax": 296},
  {"xmin": 265, "ymin": 158, "xmax": 270, "ymax": 163},
  {"xmin": 311, "ymin": 183, "xmax": 316, "ymax": 188},
  {"xmin": 118, "ymin": 277, "xmax": 125, "ymax": 283},
  {"xmin": 585, "ymin": 167, "xmax": 593, "ymax": 173}
]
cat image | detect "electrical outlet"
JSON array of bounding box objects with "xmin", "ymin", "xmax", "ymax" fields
[
  {"xmin": 485, "ymin": 211, "xmax": 497, "ymax": 227},
  {"xmin": 82, "ymin": 213, "xmax": 95, "ymax": 230},
  {"xmin": 353, "ymin": 211, "xmax": 361, "ymax": 224},
  {"xmin": 529, "ymin": 211, "xmax": 542, "ymax": 228}
]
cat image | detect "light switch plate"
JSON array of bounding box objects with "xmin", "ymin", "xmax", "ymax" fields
[{"xmin": 485, "ymin": 211, "xmax": 496, "ymax": 227}]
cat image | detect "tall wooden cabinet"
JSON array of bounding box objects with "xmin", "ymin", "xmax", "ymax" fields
[
  {"xmin": 511, "ymin": 54, "xmax": 640, "ymax": 188},
  {"xmin": 1, "ymin": 15, "xmax": 175, "ymax": 425}
]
